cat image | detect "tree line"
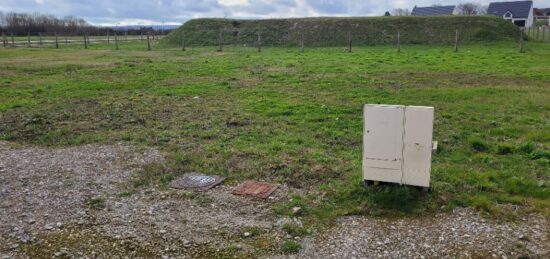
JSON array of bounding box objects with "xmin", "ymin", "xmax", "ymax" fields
[{"xmin": 0, "ymin": 11, "xmax": 159, "ymax": 36}]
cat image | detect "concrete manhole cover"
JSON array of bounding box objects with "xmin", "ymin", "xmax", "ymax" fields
[
  {"xmin": 232, "ymin": 180, "xmax": 279, "ymax": 199},
  {"xmin": 170, "ymin": 173, "xmax": 225, "ymax": 191}
]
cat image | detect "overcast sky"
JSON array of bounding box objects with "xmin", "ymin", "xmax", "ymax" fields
[{"xmin": 0, "ymin": 0, "xmax": 549, "ymax": 26}]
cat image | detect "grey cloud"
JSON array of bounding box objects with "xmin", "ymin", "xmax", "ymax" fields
[{"xmin": 1, "ymin": 0, "xmax": 550, "ymax": 25}]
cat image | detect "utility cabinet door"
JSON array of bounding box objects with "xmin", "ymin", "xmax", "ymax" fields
[
  {"xmin": 402, "ymin": 106, "xmax": 434, "ymax": 187},
  {"xmin": 362, "ymin": 105, "xmax": 404, "ymax": 183}
]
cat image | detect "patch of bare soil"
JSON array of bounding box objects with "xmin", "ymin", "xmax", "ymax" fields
[{"xmin": 290, "ymin": 208, "xmax": 549, "ymax": 259}]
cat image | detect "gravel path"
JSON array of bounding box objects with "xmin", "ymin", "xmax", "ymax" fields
[
  {"xmin": 292, "ymin": 208, "xmax": 549, "ymax": 259},
  {"xmin": 0, "ymin": 142, "xmax": 292, "ymax": 258}
]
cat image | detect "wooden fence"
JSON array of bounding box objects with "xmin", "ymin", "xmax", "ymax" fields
[{"xmin": 1, "ymin": 32, "xmax": 164, "ymax": 49}]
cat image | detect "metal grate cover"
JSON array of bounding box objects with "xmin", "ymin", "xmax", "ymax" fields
[
  {"xmin": 232, "ymin": 180, "xmax": 279, "ymax": 199},
  {"xmin": 170, "ymin": 173, "xmax": 225, "ymax": 191}
]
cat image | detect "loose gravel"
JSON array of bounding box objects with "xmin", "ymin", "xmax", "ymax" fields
[
  {"xmin": 292, "ymin": 208, "xmax": 549, "ymax": 259},
  {"xmin": 0, "ymin": 142, "xmax": 291, "ymax": 258},
  {"xmin": 1, "ymin": 141, "xmax": 548, "ymax": 258}
]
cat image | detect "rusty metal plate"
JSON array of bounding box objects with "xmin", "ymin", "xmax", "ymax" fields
[
  {"xmin": 170, "ymin": 173, "xmax": 225, "ymax": 191},
  {"xmin": 232, "ymin": 180, "xmax": 279, "ymax": 199}
]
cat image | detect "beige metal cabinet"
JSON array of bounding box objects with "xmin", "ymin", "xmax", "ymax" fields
[{"xmin": 362, "ymin": 104, "xmax": 434, "ymax": 188}]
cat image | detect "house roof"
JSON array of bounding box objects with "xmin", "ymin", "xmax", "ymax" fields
[
  {"xmin": 411, "ymin": 5, "xmax": 456, "ymax": 16},
  {"xmin": 534, "ymin": 8, "xmax": 550, "ymax": 15},
  {"xmin": 487, "ymin": 1, "xmax": 533, "ymax": 19}
]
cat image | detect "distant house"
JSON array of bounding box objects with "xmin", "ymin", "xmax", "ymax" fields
[
  {"xmin": 487, "ymin": 1, "xmax": 534, "ymax": 27},
  {"xmin": 533, "ymin": 8, "xmax": 550, "ymax": 22},
  {"xmin": 411, "ymin": 5, "xmax": 456, "ymax": 16}
]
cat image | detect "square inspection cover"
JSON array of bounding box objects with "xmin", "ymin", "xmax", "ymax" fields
[
  {"xmin": 232, "ymin": 180, "xmax": 279, "ymax": 199},
  {"xmin": 170, "ymin": 173, "xmax": 225, "ymax": 191}
]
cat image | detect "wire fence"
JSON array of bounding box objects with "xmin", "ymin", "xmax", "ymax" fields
[{"xmin": 1, "ymin": 26, "xmax": 549, "ymax": 52}]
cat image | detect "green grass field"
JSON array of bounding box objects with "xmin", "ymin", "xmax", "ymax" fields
[{"xmin": 1, "ymin": 41, "xmax": 549, "ymax": 224}]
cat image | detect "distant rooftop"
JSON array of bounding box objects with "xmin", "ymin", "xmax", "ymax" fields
[
  {"xmin": 411, "ymin": 5, "xmax": 456, "ymax": 16},
  {"xmin": 487, "ymin": 1, "xmax": 533, "ymax": 18}
]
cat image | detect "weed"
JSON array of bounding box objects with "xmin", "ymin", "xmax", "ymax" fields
[
  {"xmin": 496, "ymin": 144, "xmax": 514, "ymax": 155},
  {"xmin": 469, "ymin": 137, "xmax": 490, "ymax": 152},
  {"xmin": 85, "ymin": 197, "xmax": 106, "ymax": 210},
  {"xmin": 282, "ymin": 223, "xmax": 308, "ymax": 237},
  {"xmin": 280, "ymin": 240, "xmax": 301, "ymax": 254},
  {"xmin": 518, "ymin": 141, "xmax": 535, "ymax": 154}
]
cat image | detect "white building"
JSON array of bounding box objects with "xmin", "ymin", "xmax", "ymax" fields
[{"xmin": 487, "ymin": 1, "xmax": 534, "ymax": 27}]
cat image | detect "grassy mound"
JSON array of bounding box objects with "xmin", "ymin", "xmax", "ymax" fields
[{"xmin": 163, "ymin": 16, "xmax": 519, "ymax": 47}]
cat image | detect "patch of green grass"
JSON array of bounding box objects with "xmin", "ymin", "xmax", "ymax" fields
[
  {"xmin": 131, "ymin": 163, "xmax": 175, "ymax": 190},
  {"xmin": 282, "ymin": 223, "xmax": 308, "ymax": 237},
  {"xmin": 1, "ymin": 42, "xmax": 549, "ymax": 227},
  {"xmin": 469, "ymin": 137, "xmax": 490, "ymax": 152},
  {"xmin": 280, "ymin": 240, "xmax": 301, "ymax": 254}
]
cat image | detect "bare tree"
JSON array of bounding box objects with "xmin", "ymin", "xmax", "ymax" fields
[
  {"xmin": 456, "ymin": 3, "xmax": 486, "ymax": 15},
  {"xmin": 0, "ymin": 12, "xmax": 113, "ymax": 35},
  {"xmin": 392, "ymin": 8, "xmax": 411, "ymax": 16}
]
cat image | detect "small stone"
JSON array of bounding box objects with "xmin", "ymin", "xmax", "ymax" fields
[
  {"xmin": 56, "ymin": 222, "xmax": 64, "ymax": 229},
  {"xmin": 160, "ymin": 229, "xmax": 167, "ymax": 234},
  {"xmin": 44, "ymin": 224, "xmax": 54, "ymax": 230},
  {"xmin": 292, "ymin": 207, "xmax": 302, "ymax": 215},
  {"xmin": 28, "ymin": 219, "xmax": 36, "ymax": 224},
  {"xmin": 183, "ymin": 240, "xmax": 192, "ymax": 248},
  {"xmin": 243, "ymin": 232, "xmax": 251, "ymax": 237}
]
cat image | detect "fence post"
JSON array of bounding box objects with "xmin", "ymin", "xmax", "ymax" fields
[
  {"xmin": 125, "ymin": 31, "xmax": 128, "ymax": 41},
  {"xmin": 84, "ymin": 34, "xmax": 88, "ymax": 49},
  {"xmin": 348, "ymin": 31, "xmax": 352, "ymax": 53},
  {"xmin": 2, "ymin": 32, "xmax": 6, "ymax": 47},
  {"xmin": 542, "ymin": 27, "xmax": 546, "ymax": 42},
  {"xmin": 454, "ymin": 29, "xmax": 459, "ymax": 52},
  {"xmin": 147, "ymin": 33, "xmax": 151, "ymax": 51},
  {"xmin": 39, "ymin": 33, "xmax": 42, "ymax": 46},
  {"xmin": 27, "ymin": 32, "xmax": 31, "ymax": 47},
  {"xmin": 115, "ymin": 32, "xmax": 119, "ymax": 50},
  {"xmin": 519, "ymin": 28, "xmax": 525, "ymax": 53},
  {"xmin": 398, "ymin": 31, "xmax": 402, "ymax": 52},
  {"xmin": 535, "ymin": 26, "xmax": 539, "ymax": 40},
  {"xmin": 55, "ymin": 33, "xmax": 59, "ymax": 49},
  {"xmin": 257, "ymin": 32, "xmax": 262, "ymax": 52},
  {"xmin": 218, "ymin": 31, "xmax": 223, "ymax": 52},
  {"xmin": 11, "ymin": 33, "xmax": 14, "ymax": 46},
  {"xmin": 140, "ymin": 32, "xmax": 143, "ymax": 41},
  {"xmin": 65, "ymin": 35, "xmax": 68, "ymax": 44},
  {"xmin": 300, "ymin": 32, "xmax": 304, "ymax": 52},
  {"xmin": 107, "ymin": 31, "xmax": 110, "ymax": 44},
  {"xmin": 181, "ymin": 31, "xmax": 186, "ymax": 51}
]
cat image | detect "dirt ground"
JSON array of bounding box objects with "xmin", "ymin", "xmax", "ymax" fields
[{"xmin": 1, "ymin": 142, "xmax": 548, "ymax": 258}]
